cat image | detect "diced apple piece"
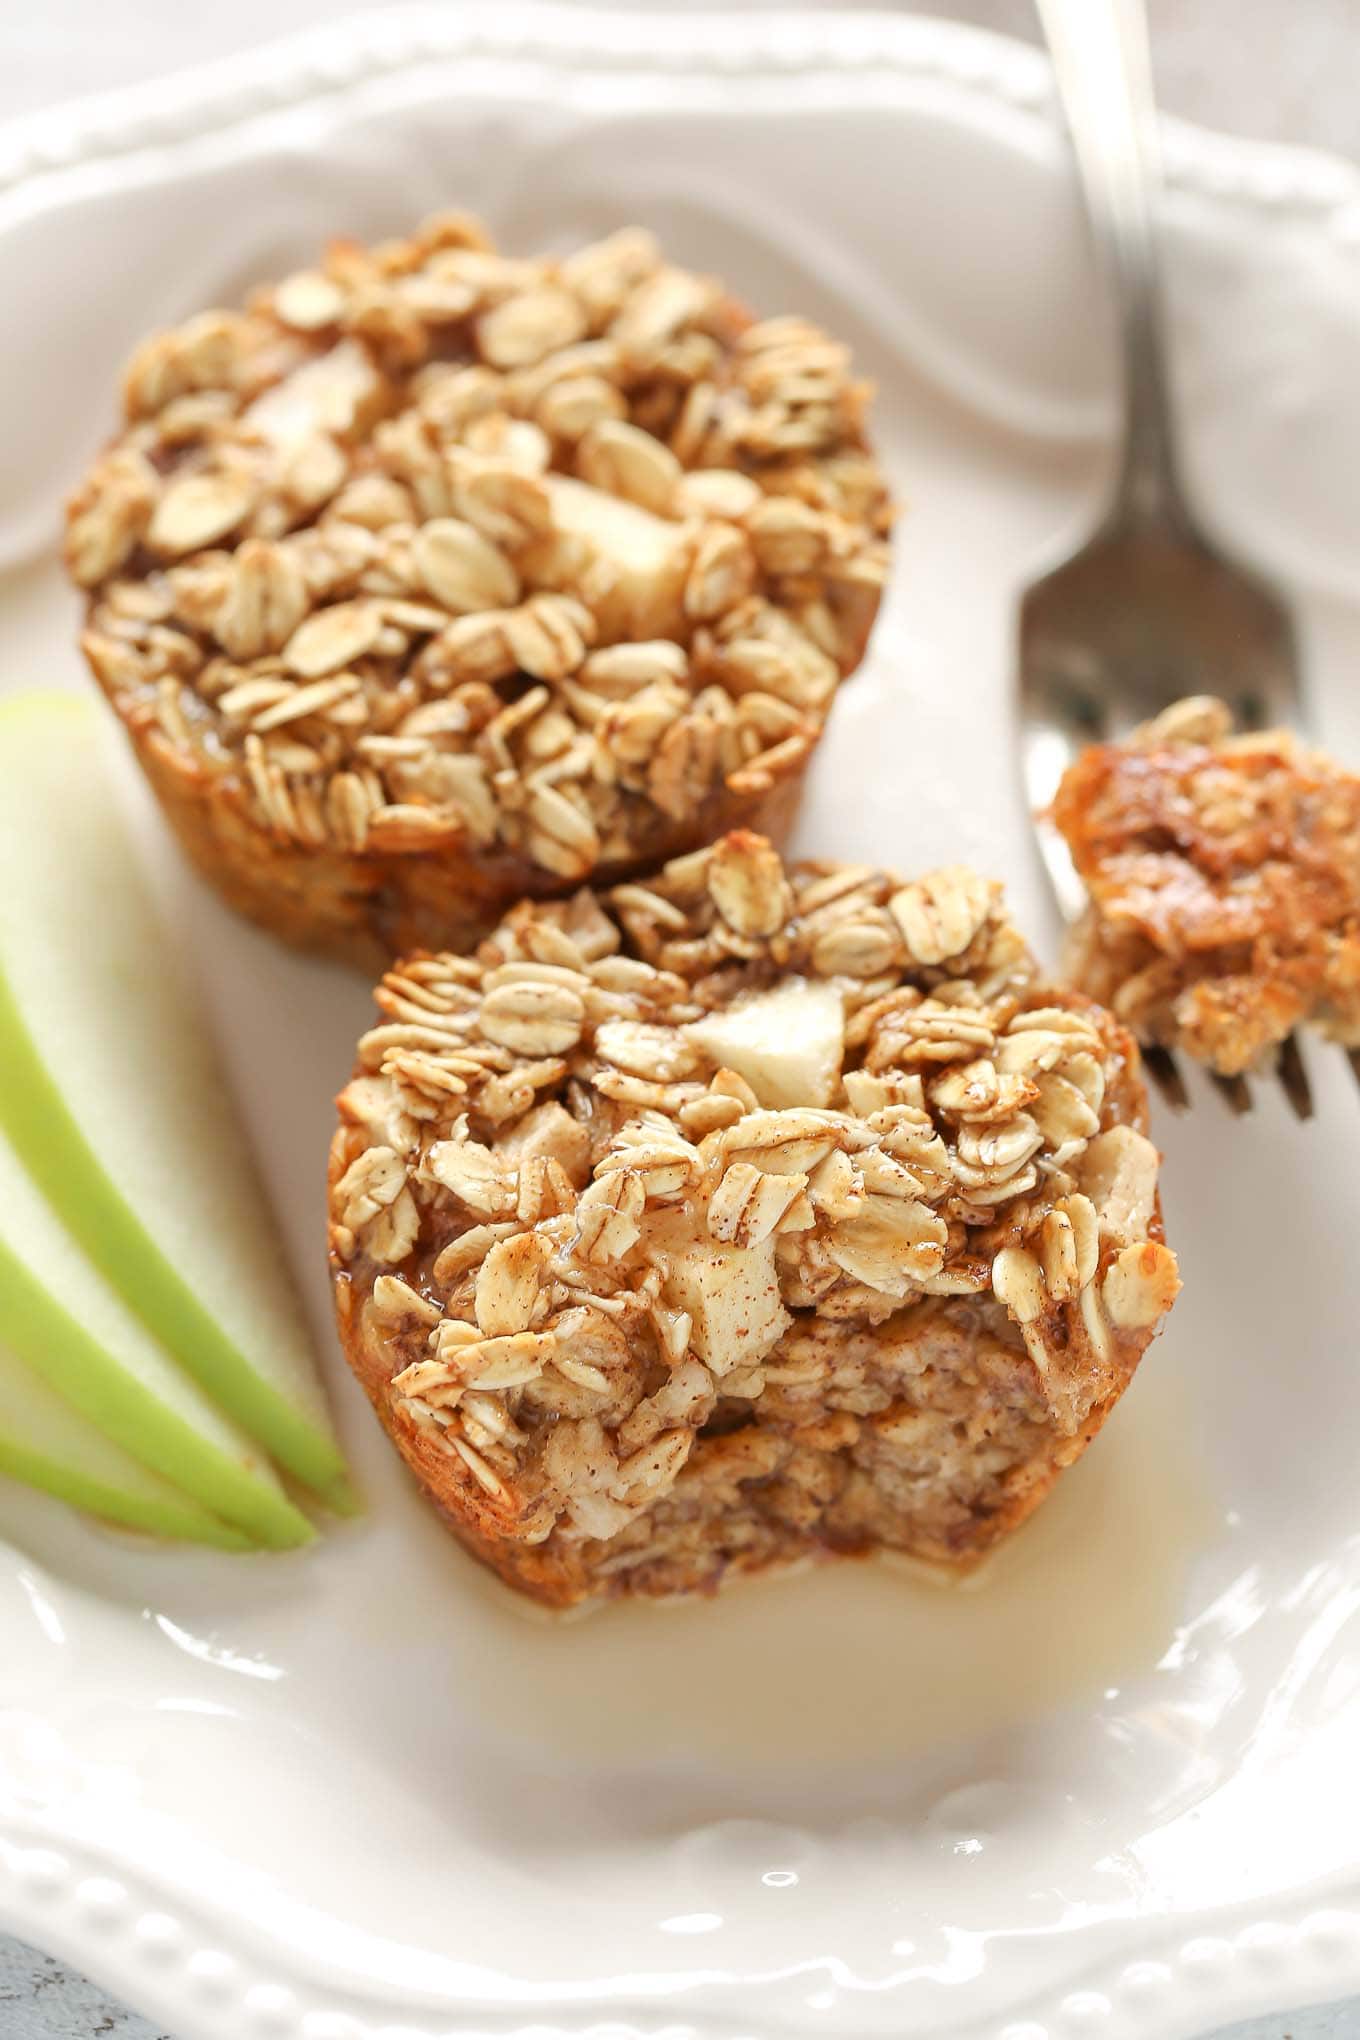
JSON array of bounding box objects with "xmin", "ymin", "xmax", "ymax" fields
[
  {"xmin": 653, "ymin": 1222, "xmax": 791, "ymax": 1377},
  {"xmin": 687, "ymin": 977, "xmax": 845, "ymax": 1110},
  {"xmin": 0, "ymin": 695, "xmax": 353, "ymax": 1510},
  {"xmin": 529, "ymin": 476, "xmax": 690, "ymax": 638},
  {"xmin": 0, "ymin": 1333, "xmax": 248, "ymax": 1549},
  {"xmin": 1076, "ymin": 1125, "xmax": 1160, "ymax": 1242},
  {"xmin": 0, "ymin": 1118, "xmax": 310, "ymax": 1548},
  {"xmin": 245, "ymin": 339, "xmax": 385, "ymax": 447}
]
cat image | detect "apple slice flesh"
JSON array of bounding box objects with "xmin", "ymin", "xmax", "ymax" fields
[
  {"xmin": 0, "ymin": 695, "xmax": 353, "ymax": 1510},
  {"xmin": 0, "ymin": 1116, "xmax": 310, "ymax": 1548},
  {"xmin": 0, "ymin": 1333, "xmax": 249, "ymax": 1549}
]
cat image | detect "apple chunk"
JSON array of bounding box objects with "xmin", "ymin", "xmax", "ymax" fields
[
  {"xmin": 0, "ymin": 695, "xmax": 352, "ymax": 1510},
  {"xmin": 688, "ymin": 977, "xmax": 845, "ymax": 1110},
  {"xmin": 245, "ymin": 338, "xmax": 386, "ymax": 448},
  {"xmin": 0, "ymin": 1117, "xmax": 310, "ymax": 1548},
  {"xmin": 528, "ymin": 477, "xmax": 690, "ymax": 639},
  {"xmin": 0, "ymin": 1333, "xmax": 248, "ymax": 1549},
  {"xmin": 654, "ymin": 1223, "xmax": 791, "ymax": 1378}
]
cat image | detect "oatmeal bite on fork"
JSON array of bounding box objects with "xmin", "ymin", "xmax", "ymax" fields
[
  {"xmin": 328, "ymin": 831, "xmax": 1179, "ymax": 1609},
  {"xmin": 65, "ymin": 212, "xmax": 892, "ymax": 969},
  {"xmin": 1053, "ymin": 696, "xmax": 1360, "ymax": 1078}
]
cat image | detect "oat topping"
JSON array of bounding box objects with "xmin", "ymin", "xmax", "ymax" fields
[
  {"xmin": 328, "ymin": 833, "xmax": 1178, "ymax": 1586},
  {"xmin": 1054, "ymin": 696, "xmax": 1360, "ymax": 1074},
  {"xmin": 68, "ymin": 214, "xmax": 891, "ymax": 885}
]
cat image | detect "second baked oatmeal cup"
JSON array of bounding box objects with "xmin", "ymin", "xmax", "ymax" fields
[{"xmin": 66, "ymin": 214, "xmax": 892, "ymax": 968}]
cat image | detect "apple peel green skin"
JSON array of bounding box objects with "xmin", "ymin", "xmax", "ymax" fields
[
  {"xmin": 0, "ymin": 1332, "xmax": 250, "ymax": 1550},
  {"xmin": 0, "ymin": 1114, "xmax": 312, "ymax": 1548},
  {"xmin": 0, "ymin": 694, "xmax": 356, "ymax": 1516}
]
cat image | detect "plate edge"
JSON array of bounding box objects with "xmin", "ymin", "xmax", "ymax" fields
[
  {"xmin": 6, "ymin": 1820, "xmax": 1360, "ymax": 2040},
  {"xmin": 1, "ymin": 1, "xmax": 1358, "ymax": 228},
  {"xmin": 5, "ymin": 6, "xmax": 1360, "ymax": 2037}
]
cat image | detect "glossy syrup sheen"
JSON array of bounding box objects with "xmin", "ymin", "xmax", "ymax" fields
[{"xmin": 441, "ymin": 1365, "xmax": 1217, "ymax": 1777}]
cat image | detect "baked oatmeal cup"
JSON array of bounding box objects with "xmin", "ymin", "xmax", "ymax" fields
[
  {"xmin": 327, "ymin": 831, "xmax": 1179, "ymax": 1608},
  {"xmin": 66, "ymin": 214, "xmax": 892, "ymax": 968},
  {"xmin": 1054, "ymin": 696, "xmax": 1360, "ymax": 1075}
]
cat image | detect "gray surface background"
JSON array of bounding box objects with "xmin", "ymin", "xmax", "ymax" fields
[{"xmin": 3, "ymin": 1, "xmax": 1359, "ymax": 2036}]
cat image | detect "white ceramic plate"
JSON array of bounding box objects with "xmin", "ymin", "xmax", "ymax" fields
[{"xmin": 4, "ymin": 10, "xmax": 1360, "ymax": 2039}]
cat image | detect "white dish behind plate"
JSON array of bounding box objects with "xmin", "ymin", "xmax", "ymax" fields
[{"xmin": 3, "ymin": 10, "xmax": 1360, "ymax": 2039}]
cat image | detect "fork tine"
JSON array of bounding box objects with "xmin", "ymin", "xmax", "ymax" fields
[
  {"xmin": 1276, "ymin": 1033, "xmax": 1314, "ymax": 1120},
  {"xmin": 1142, "ymin": 1044, "xmax": 1190, "ymax": 1113},
  {"xmin": 1208, "ymin": 1070, "xmax": 1253, "ymax": 1116}
]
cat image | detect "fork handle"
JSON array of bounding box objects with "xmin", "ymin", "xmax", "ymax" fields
[{"xmin": 1036, "ymin": 0, "xmax": 1189, "ymax": 532}]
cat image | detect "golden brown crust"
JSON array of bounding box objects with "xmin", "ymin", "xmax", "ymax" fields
[
  {"xmin": 1053, "ymin": 698, "xmax": 1360, "ymax": 1073},
  {"xmin": 326, "ymin": 836, "xmax": 1178, "ymax": 1607},
  {"xmin": 66, "ymin": 213, "xmax": 891, "ymax": 965},
  {"xmin": 332, "ymin": 1249, "xmax": 1149, "ymax": 1609}
]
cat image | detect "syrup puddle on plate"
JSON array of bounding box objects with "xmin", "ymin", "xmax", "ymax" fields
[{"xmin": 447, "ymin": 1367, "xmax": 1217, "ymax": 1774}]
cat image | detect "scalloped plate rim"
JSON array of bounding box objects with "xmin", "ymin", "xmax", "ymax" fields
[{"xmin": 2, "ymin": 1, "xmax": 1359, "ymax": 224}]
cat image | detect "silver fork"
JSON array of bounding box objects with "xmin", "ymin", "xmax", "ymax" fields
[{"xmin": 1018, "ymin": 0, "xmax": 1310, "ymax": 1119}]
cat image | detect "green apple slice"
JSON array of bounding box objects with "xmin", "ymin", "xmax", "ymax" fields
[
  {"xmin": 0, "ymin": 694, "xmax": 354, "ymax": 1512},
  {"xmin": 0, "ymin": 1332, "xmax": 249, "ymax": 1550},
  {"xmin": 0, "ymin": 1115, "xmax": 310, "ymax": 1548}
]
